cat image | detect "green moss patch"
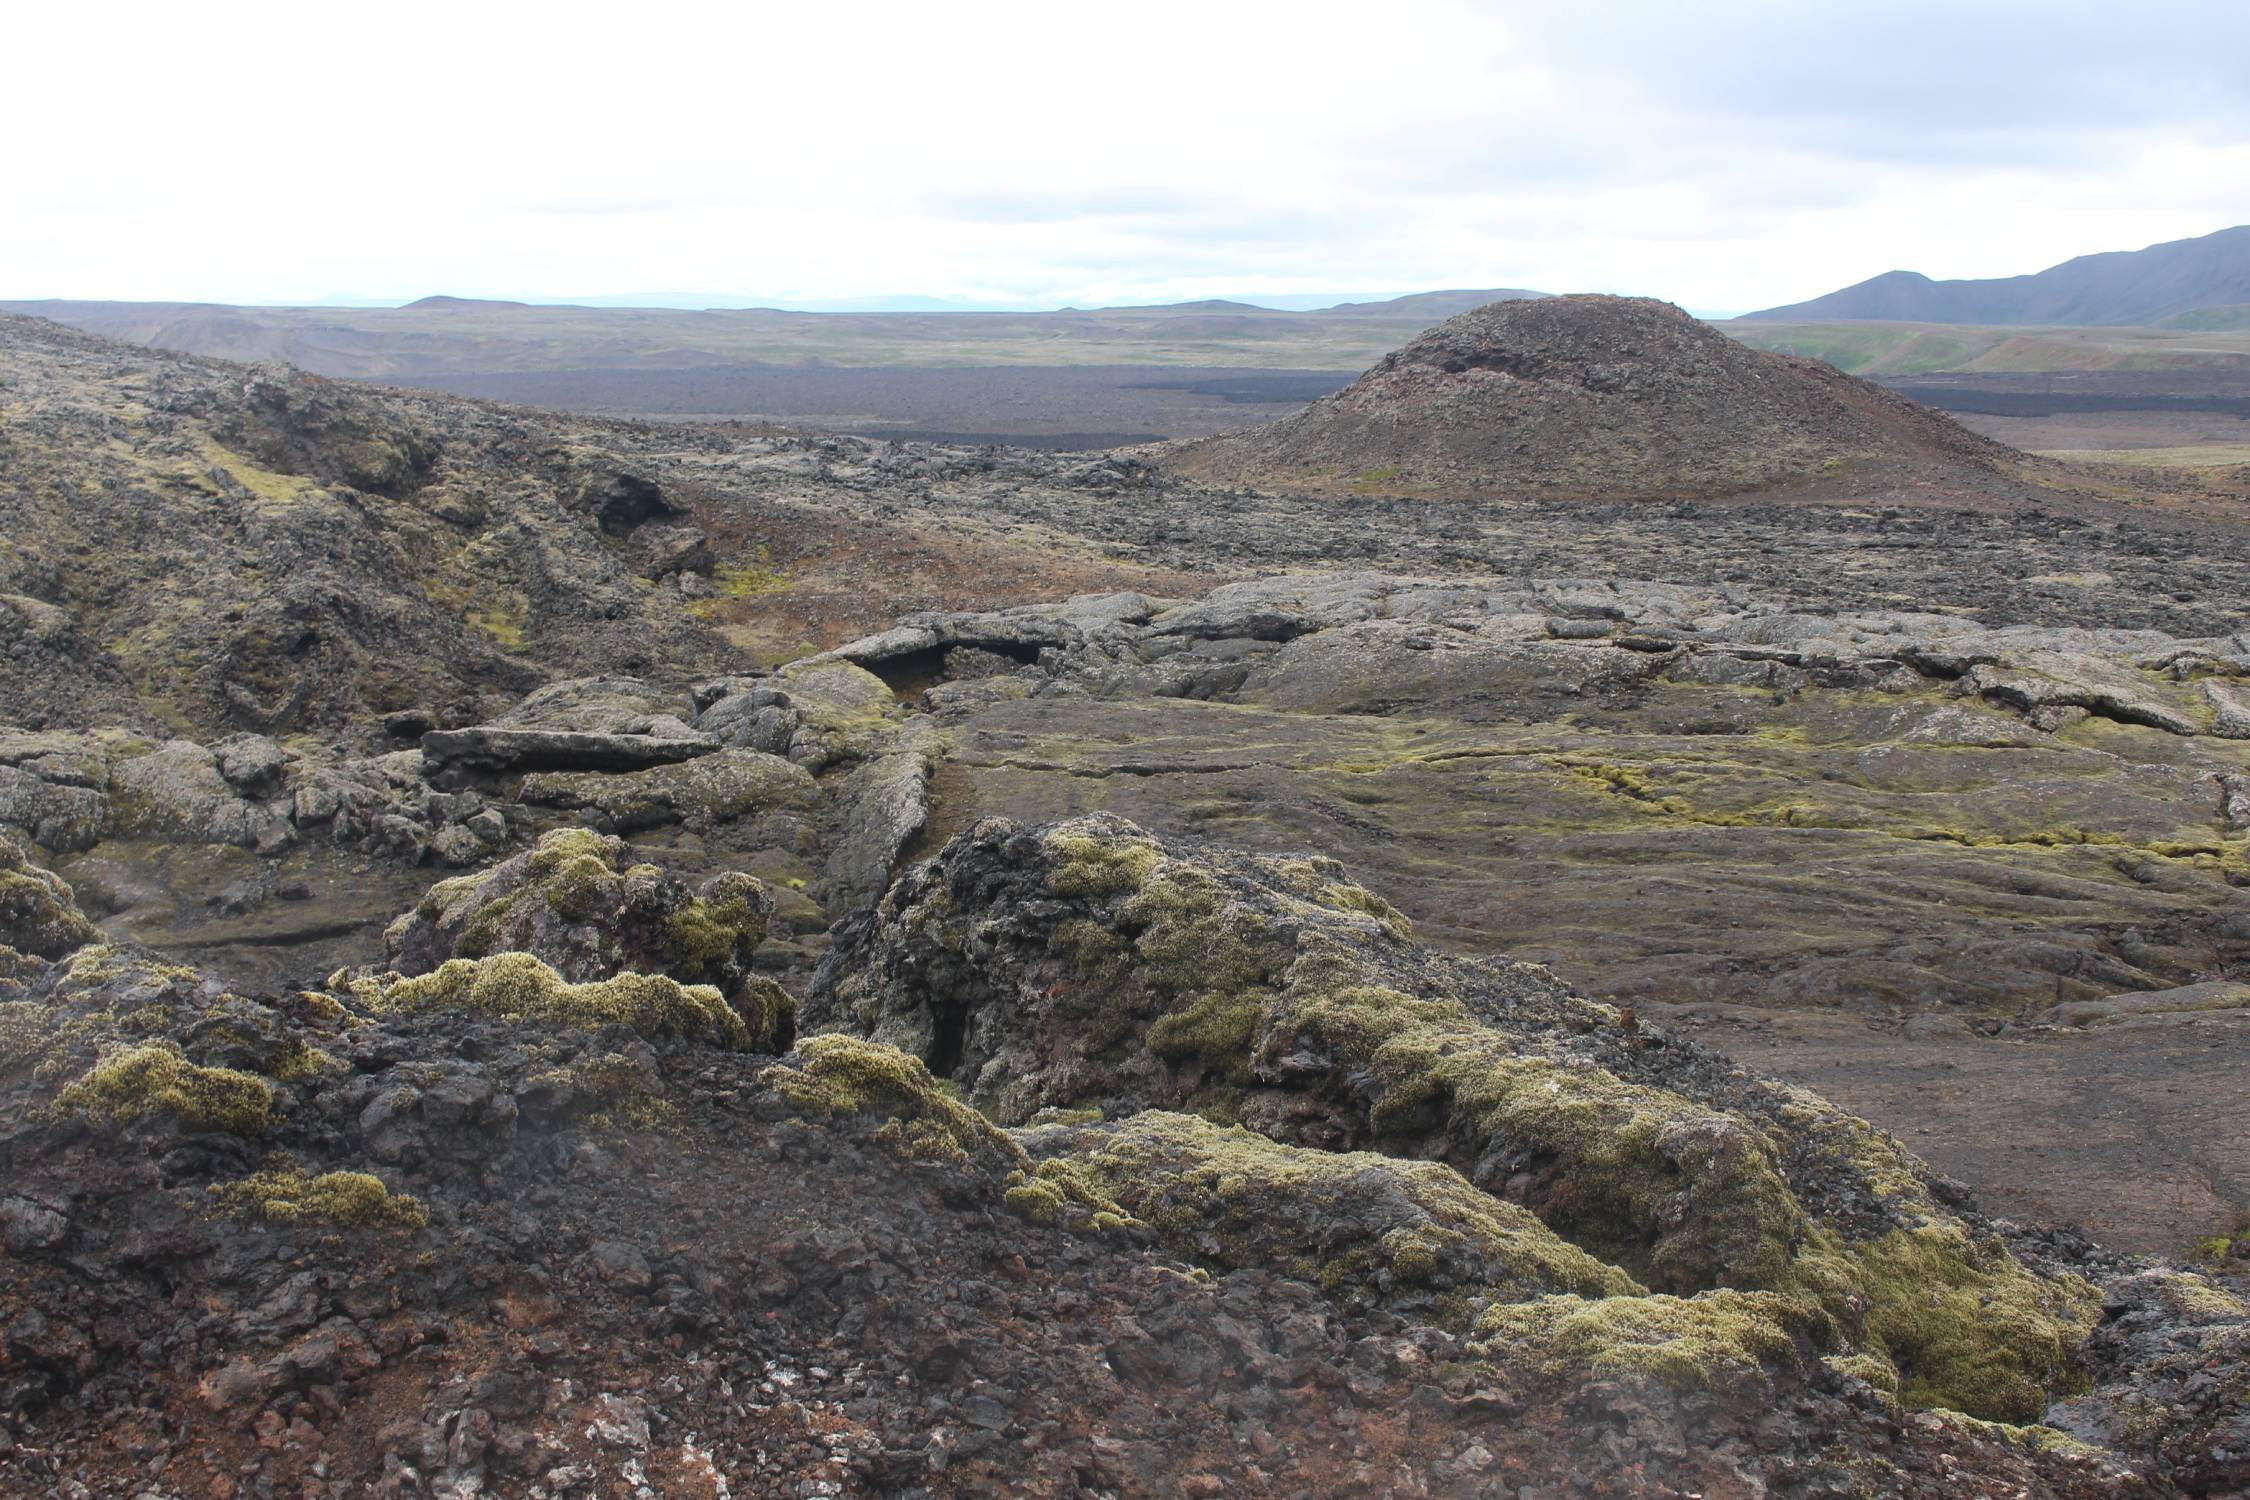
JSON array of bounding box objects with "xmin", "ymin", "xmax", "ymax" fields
[
  {"xmin": 1050, "ymin": 1111, "xmax": 1637, "ymax": 1319},
  {"xmin": 0, "ymin": 836, "xmax": 98, "ymax": 960},
  {"xmin": 1042, "ymin": 825, "xmax": 1165, "ymax": 898},
  {"xmin": 2192, "ymin": 1204, "xmax": 2250, "ymax": 1269},
  {"xmin": 211, "ymin": 1157, "xmax": 426, "ymax": 1229},
  {"xmin": 341, "ymin": 952, "xmax": 759, "ymax": 1049},
  {"xmin": 763, "ymin": 1034, "xmax": 1013, "ymax": 1165},
  {"xmin": 195, "ymin": 437, "xmax": 320, "ymax": 507},
  {"xmin": 1810, "ymin": 1223, "xmax": 2100, "ymax": 1422},
  {"xmin": 668, "ymin": 873, "xmax": 770, "ymax": 976},
  {"xmin": 1477, "ymin": 1289, "xmax": 1826, "ymax": 1392},
  {"xmin": 1267, "ymin": 946, "xmax": 1804, "ymax": 1294},
  {"xmin": 55, "ymin": 1042, "xmax": 274, "ymax": 1135},
  {"xmin": 1003, "ymin": 1157, "xmax": 1141, "ymax": 1233}
]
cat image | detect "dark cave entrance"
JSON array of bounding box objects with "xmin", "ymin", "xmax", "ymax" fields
[
  {"xmin": 861, "ymin": 639, "xmax": 1047, "ymax": 701},
  {"xmin": 927, "ymin": 1003, "xmax": 968, "ymax": 1079}
]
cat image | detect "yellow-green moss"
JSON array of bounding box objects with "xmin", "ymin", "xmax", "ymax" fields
[
  {"xmin": 528, "ymin": 1050, "xmax": 676, "ymax": 1129},
  {"xmin": 2191, "ymin": 1205, "xmax": 2250, "ymax": 1268},
  {"xmin": 1003, "ymin": 1157, "xmax": 1139, "ymax": 1233},
  {"xmin": 1145, "ymin": 989, "xmax": 1267, "ymax": 1085},
  {"xmin": 1043, "ymin": 826, "xmax": 1165, "ymax": 898},
  {"xmin": 291, "ymin": 990, "xmax": 352, "ymax": 1024},
  {"xmin": 709, "ymin": 547, "xmax": 788, "ymax": 598},
  {"xmin": 527, "ymin": 826, "xmax": 615, "ymax": 873},
  {"xmin": 60, "ymin": 944, "xmax": 204, "ymax": 990},
  {"xmin": 1058, "ymin": 1112, "xmax": 1638, "ymax": 1317},
  {"xmin": 410, "ymin": 831, "xmax": 774, "ymax": 992},
  {"xmin": 210, "ymin": 1158, "xmax": 426, "ymax": 1229},
  {"xmin": 268, "ymin": 1040, "xmax": 342, "ymax": 1081},
  {"xmin": 1545, "ymin": 749, "xmax": 2250, "ymax": 882},
  {"xmin": 1824, "ymin": 1351, "xmax": 1902, "ymax": 1394},
  {"xmin": 1811, "ymin": 1223, "xmax": 2100, "ymax": 1422},
  {"xmin": 196, "ymin": 438, "xmax": 318, "ymax": 507},
  {"xmin": 55, "ymin": 1043, "xmax": 274, "ymax": 1135},
  {"xmin": 535, "ymin": 842, "xmax": 618, "ymax": 923},
  {"xmin": 1476, "ymin": 1289, "xmax": 1825, "ymax": 1391},
  {"xmin": 731, "ymin": 977, "xmax": 796, "ymax": 1053},
  {"xmin": 0, "ymin": 844, "xmax": 97, "ymax": 958},
  {"xmin": 0, "ymin": 943, "xmax": 38, "ymax": 983},
  {"xmin": 666, "ymin": 873, "xmax": 769, "ymax": 978},
  {"xmin": 775, "ymin": 659, "xmax": 897, "ymax": 739},
  {"xmin": 2140, "ymin": 1266, "xmax": 2250, "ymax": 1323},
  {"xmin": 1770, "ymin": 1088, "xmax": 1930, "ymax": 1206},
  {"xmin": 341, "ymin": 953, "xmax": 754, "ymax": 1049},
  {"xmin": 1408, "ymin": 1055, "xmax": 2092, "ymax": 1420},
  {"xmin": 1929, "ymin": 1410, "xmax": 2111, "ymax": 1460},
  {"xmin": 1261, "ymin": 856, "xmax": 1412, "ymax": 939},
  {"xmin": 1026, "ymin": 1105, "xmax": 1107, "ymax": 1127},
  {"xmin": 0, "ymin": 992, "xmax": 175, "ymax": 1080},
  {"xmin": 451, "ymin": 891, "xmax": 520, "ymax": 960},
  {"xmin": 763, "ymin": 1034, "xmax": 1012, "ymax": 1165},
  {"xmin": 1047, "ymin": 916, "xmax": 1127, "ymax": 974},
  {"xmin": 467, "ymin": 593, "xmax": 530, "ymax": 650},
  {"xmin": 1121, "ymin": 864, "xmax": 1291, "ymax": 1001},
  {"xmin": 1277, "ymin": 947, "xmax": 1803, "ymax": 1291}
]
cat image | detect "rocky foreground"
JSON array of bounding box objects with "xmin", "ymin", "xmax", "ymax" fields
[
  {"xmin": 3, "ymin": 308, "xmax": 2248, "ymax": 1495},
  {"xmin": 4, "ymin": 813, "xmax": 2246, "ymax": 1498}
]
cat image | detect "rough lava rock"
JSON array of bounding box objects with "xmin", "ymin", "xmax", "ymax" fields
[
  {"xmin": 419, "ymin": 726, "xmax": 719, "ymax": 776},
  {"xmin": 377, "ymin": 826, "xmax": 776, "ymax": 1007},
  {"xmin": 0, "ymin": 833, "xmax": 2222, "ymax": 1497}
]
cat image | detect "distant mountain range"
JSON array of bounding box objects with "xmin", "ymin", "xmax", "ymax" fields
[
  {"xmin": 398, "ymin": 289, "xmax": 1552, "ymax": 316},
  {"xmin": 0, "ymin": 290, "xmax": 1555, "ymax": 387},
  {"xmin": 1740, "ymin": 224, "xmax": 2250, "ymax": 328}
]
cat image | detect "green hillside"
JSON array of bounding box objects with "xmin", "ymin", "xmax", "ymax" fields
[{"xmin": 1725, "ymin": 320, "xmax": 2250, "ymax": 375}]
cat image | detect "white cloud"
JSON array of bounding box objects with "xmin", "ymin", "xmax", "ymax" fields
[{"xmin": 4, "ymin": 0, "xmax": 2245, "ymax": 310}]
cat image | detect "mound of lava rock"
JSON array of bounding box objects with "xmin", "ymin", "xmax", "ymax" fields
[{"xmin": 1167, "ymin": 294, "xmax": 2010, "ymax": 499}]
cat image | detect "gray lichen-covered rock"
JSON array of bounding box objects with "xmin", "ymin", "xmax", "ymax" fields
[
  {"xmin": 2045, "ymin": 1269, "xmax": 2250, "ymax": 1493},
  {"xmin": 517, "ymin": 748, "xmax": 817, "ymax": 834},
  {"xmin": 694, "ymin": 683, "xmax": 800, "ymax": 756},
  {"xmin": 0, "ymin": 732, "xmax": 111, "ymax": 853},
  {"xmin": 213, "ymin": 733, "xmax": 294, "ymax": 793},
  {"xmin": 770, "ymin": 658, "xmax": 899, "ymax": 770},
  {"xmin": 109, "ymin": 740, "xmax": 295, "ymax": 853},
  {"xmin": 823, "ymin": 720, "xmax": 938, "ymax": 909},
  {"xmin": 490, "ymin": 677, "xmax": 693, "ymax": 733},
  {"xmin": 2210, "ymin": 678, "xmax": 2250, "ymax": 739},
  {"xmin": 419, "ymin": 726, "xmax": 717, "ymax": 775}
]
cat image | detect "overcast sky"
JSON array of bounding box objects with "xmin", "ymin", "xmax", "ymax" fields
[{"xmin": 9, "ymin": 0, "xmax": 2248, "ymax": 313}]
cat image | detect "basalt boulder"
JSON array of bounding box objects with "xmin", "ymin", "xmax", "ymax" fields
[{"xmin": 376, "ymin": 827, "xmax": 778, "ymax": 1010}]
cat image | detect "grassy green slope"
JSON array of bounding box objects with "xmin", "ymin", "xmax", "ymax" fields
[
  {"xmin": 1725, "ymin": 320, "xmax": 2250, "ymax": 375},
  {"xmin": 0, "ymin": 300, "xmax": 1462, "ymax": 376}
]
